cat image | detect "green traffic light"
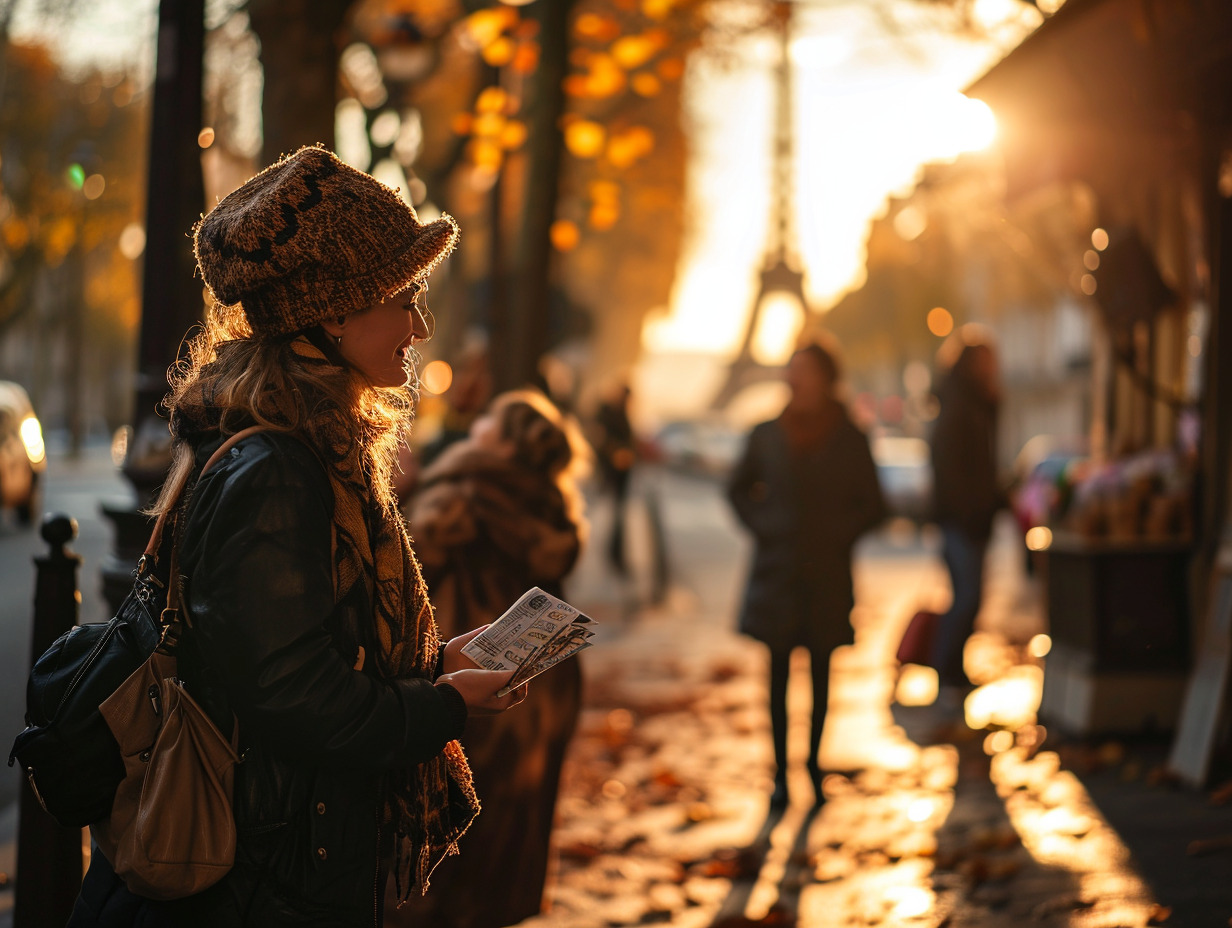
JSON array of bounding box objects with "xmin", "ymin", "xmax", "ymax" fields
[{"xmin": 67, "ymin": 163, "xmax": 85, "ymax": 189}]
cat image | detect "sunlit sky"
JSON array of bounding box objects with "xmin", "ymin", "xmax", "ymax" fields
[
  {"xmin": 643, "ymin": 0, "xmax": 1038, "ymax": 358},
  {"xmin": 9, "ymin": 0, "xmax": 157, "ymax": 78}
]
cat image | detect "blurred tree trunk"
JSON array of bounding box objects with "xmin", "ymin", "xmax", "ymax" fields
[
  {"xmin": 249, "ymin": 0, "xmax": 350, "ymax": 165},
  {"xmin": 495, "ymin": 0, "xmax": 573, "ymax": 391}
]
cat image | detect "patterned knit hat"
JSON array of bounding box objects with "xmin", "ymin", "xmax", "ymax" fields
[{"xmin": 194, "ymin": 145, "xmax": 459, "ymax": 337}]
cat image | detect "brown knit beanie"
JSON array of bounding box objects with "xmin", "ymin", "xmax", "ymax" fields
[{"xmin": 194, "ymin": 145, "xmax": 459, "ymax": 338}]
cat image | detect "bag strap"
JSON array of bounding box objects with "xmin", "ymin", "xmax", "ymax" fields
[
  {"xmin": 139, "ymin": 426, "xmax": 268, "ymax": 629},
  {"xmin": 141, "ymin": 426, "xmax": 268, "ymax": 564}
]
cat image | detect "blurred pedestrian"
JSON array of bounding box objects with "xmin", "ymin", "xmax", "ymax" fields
[
  {"xmin": 929, "ymin": 326, "xmax": 1003, "ymax": 703},
  {"xmin": 594, "ymin": 381, "xmax": 636, "ymax": 575},
  {"xmin": 394, "ymin": 389, "xmax": 589, "ymax": 928},
  {"xmin": 69, "ymin": 146, "xmax": 527, "ymax": 927},
  {"xmin": 727, "ymin": 341, "xmax": 885, "ymax": 808}
]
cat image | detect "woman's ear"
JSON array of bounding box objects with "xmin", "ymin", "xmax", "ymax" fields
[{"xmin": 321, "ymin": 315, "xmax": 347, "ymax": 339}]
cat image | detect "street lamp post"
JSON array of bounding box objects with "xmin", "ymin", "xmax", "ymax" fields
[{"xmin": 101, "ymin": 0, "xmax": 205, "ymax": 612}]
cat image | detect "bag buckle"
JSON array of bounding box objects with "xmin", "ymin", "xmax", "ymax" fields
[{"xmin": 158, "ymin": 611, "xmax": 182, "ymax": 653}]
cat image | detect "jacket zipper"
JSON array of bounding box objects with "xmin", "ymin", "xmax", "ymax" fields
[{"xmin": 373, "ymin": 810, "xmax": 382, "ymax": 928}]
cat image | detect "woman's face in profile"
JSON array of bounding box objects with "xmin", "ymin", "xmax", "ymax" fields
[
  {"xmin": 332, "ymin": 284, "xmax": 431, "ymax": 388},
  {"xmin": 786, "ymin": 351, "xmax": 832, "ymax": 410}
]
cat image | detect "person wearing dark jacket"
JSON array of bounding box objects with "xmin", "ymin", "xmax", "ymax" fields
[
  {"xmin": 728, "ymin": 342, "xmax": 886, "ymax": 809},
  {"xmin": 392, "ymin": 389, "xmax": 588, "ymax": 928},
  {"xmin": 929, "ymin": 329, "xmax": 1002, "ymax": 694},
  {"xmin": 594, "ymin": 382, "xmax": 636, "ymax": 574},
  {"xmin": 69, "ymin": 146, "xmax": 525, "ymax": 928}
]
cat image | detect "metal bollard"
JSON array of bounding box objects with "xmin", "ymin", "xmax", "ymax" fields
[
  {"xmin": 644, "ymin": 485, "xmax": 671, "ymax": 606},
  {"xmin": 14, "ymin": 514, "xmax": 84, "ymax": 928}
]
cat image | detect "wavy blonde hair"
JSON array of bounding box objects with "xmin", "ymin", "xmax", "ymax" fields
[
  {"xmin": 488, "ymin": 388, "xmax": 591, "ymax": 535},
  {"xmin": 150, "ymin": 301, "xmax": 415, "ymax": 518}
]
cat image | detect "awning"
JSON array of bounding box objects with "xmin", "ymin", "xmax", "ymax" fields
[{"xmin": 965, "ymin": 0, "xmax": 1232, "ymax": 198}]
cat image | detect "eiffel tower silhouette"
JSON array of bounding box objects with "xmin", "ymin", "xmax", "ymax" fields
[{"xmin": 711, "ymin": 0, "xmax": 812, "ymax": 410}]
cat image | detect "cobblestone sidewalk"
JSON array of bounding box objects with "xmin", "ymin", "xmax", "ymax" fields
[{"xmin": 518, "ymin": 517, "xmax": 1182, "ymax": 928}]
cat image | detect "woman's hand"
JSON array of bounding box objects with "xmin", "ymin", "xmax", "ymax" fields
[
  {"xmin": 441, "ymin": 625, "xmax": 489, "ymax": 675},
  {"xmin": 437, "ymin": 668, "xmax": 528, "ymax": 716}
]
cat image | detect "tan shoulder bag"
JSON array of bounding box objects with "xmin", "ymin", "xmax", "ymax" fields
[{"xmin": 91, "ymin": 425, "xmax": 264, "ymax": 900}]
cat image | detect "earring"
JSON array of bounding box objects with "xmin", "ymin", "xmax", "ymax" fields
[{"xmin": 334, "ymin": 333, "xmax": 342, "ymax": 347}]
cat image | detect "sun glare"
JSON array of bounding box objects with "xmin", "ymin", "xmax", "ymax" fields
[
  {"xmin": 639, "ymin": 1, "xmax": 1027, "ymax": 367},
  {"xmin": 928, "ymin": 94, "xmax": 997, "ymax": 157},
  {"xmin": 751, "ymin": 291, "xmax": 805, "ymax": 366}
]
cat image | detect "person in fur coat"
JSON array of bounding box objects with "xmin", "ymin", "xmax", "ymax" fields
[{"xmin": 390, "ymin": 389, "xmax": 589, "ymax": 928}]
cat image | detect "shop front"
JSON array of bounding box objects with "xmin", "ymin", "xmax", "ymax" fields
[{"xmin": 966, "ymin": 0, "xmax": 1232, "ymax": 768}]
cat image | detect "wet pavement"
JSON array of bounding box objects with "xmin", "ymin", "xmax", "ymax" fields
[{"xmin": 512, "ymin": 471, "xmax": 1232, "ymax": 928}]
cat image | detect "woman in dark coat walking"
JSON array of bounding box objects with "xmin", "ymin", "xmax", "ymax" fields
[
  {"xmin": 727, "ymin": 342, "xmax": 885, "ymax": 808},
  {"xmin": 393, "ymin": 389, "xmax": 588, "ymax": 928},
  {"xmin": 929, "ymin": 329, "xmax": 1002, "ymax": 696}
]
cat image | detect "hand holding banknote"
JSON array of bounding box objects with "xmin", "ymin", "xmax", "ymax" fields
[
  {"xmin": 460, "ymin": 588, "xmax": 598, "ymax": 696},
  {"xmin": 436, "ymin": 667, "xmax": 528, "ymax": 715},
  {"xmin": 438, "ymin": 625, "xmax": 528, "ymax": 715}
]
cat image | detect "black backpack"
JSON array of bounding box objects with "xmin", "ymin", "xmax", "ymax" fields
[
  {"xmin": 8, "ymin": 426, "xmax": 263, "ymax": 828},
  {"xmin": 9, "ymin": 558, "xmax": 167, "ymax": 827}
]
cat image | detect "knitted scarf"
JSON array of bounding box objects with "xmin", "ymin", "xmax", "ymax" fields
[{"xmin": 173, "ymin": 335, "xmax": 479, "ymax": 902}]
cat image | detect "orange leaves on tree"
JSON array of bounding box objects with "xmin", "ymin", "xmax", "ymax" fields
[
  {"xmin": 564, "ymin": 119, "xmax": 606, "ymax": 158},
  {"xmin": 468, "ymin": 138, "xmax": 504, "ymax": 172},
  {"xmin": 631, "ymin": 72, "xmax": 662, "ymax": 96},
  {"xmin": 2, "ymin": 217, "xmax": 30, "ymax": 251},
  {"xmin": 499, "ymin": 120, "xmax": 528, "ymax": 149},
  {"xmin": 42, "ymin": 216, "xmax": 77, "ymax": 267},
  {"xmin": 457, "ymin": 84, "xmax": 526, "ymax": 174},
  {"xmin": 477, "ymin": 85, "xmax": 511, "ymax": 113},
  {"xmin": 641, "ymin": 0, "xmax": 674, "ymax": 21},
  {"xmin": 511, "ymin": 40, "xmax": 540, "ymax": 74},
  {"xmin": 465, "ymin": 6, "xmax": 518, "ymax": 49},
  {"xmin": 482, "ymin": 35, "xmax": 517, "ymax": 66},
  {"xmin": 656, "ymin": 56, "xmax": 685, "ymax": 81},
  {"xmin": 588, "ymin": 180, "xmax": 621, "ymax": 230},
  {"xmin": 606, "ymin": 125, "xmax": 655, "ymax": 168},
  {"xmin": 472, "ymin": 110, "xmax": 506, "ymax": 137},
  {"xmin": 573, "ymin": 12, "xmax": 622, "ymax": 42},
  {"xmin": 563, "ymin": 51, "xmax": 627, "ymax": 99},
  {"xmin": 550, "ymin": 219, "xmax": 581, "ymax": 252},
  {"xmin": 611, "ymin": 28, "xmax": 668, "ymax": 69},
  {"xmin": 611, "ymin": 34, "xmax": 655, "ymax": 69}
]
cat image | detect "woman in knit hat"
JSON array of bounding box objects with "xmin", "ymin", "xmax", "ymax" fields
[{"xmin": 69, "ymin": 146, "xmax": 525, "ymax": 928}]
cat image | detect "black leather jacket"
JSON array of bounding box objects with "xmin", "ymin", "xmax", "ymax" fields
[{"xmin": 77, "ymin": 431, "xmax": 467, "ymax": 928}]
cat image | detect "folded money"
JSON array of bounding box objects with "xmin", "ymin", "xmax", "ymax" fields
[{"xmin": 460, "ymin": 587, "xmax": 597, "ymax": 696}]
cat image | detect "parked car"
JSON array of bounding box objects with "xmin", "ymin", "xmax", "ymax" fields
[
  {"xmin": 0, "ymin": 381, "xmax": 46, "ymax": 525},
  {"xmin": 651, "ymin": 419, "xmax": 744, "ymax": 477},
  {"xmin": 872, "ymin": 435, "xmax": 932, "ymax": 523}
]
